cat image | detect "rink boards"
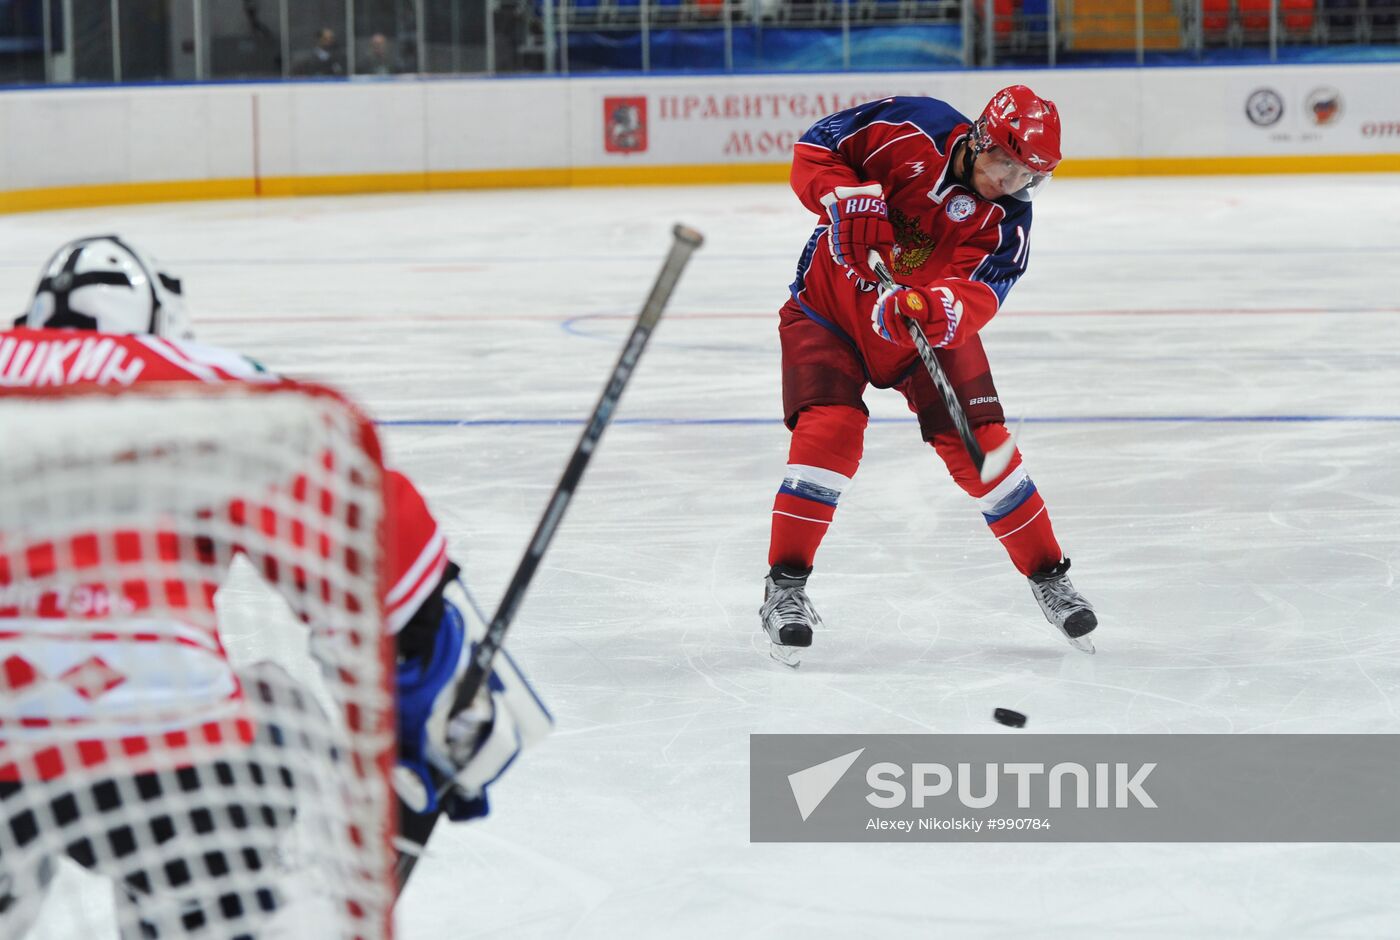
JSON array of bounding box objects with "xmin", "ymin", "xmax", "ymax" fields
[{"xmin": 0, "ymin": 63, "xmax": 1398, "ymax": 212}]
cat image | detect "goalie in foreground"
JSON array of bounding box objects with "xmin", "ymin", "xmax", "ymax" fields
[{"xmin": 0, "ymin": 235, "xmax": 551, "ymax": 938}]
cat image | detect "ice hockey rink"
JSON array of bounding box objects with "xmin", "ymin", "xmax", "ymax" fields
[{"xmin": 3, "ymin": 173, "xmax": 1398, "ymax": 938}]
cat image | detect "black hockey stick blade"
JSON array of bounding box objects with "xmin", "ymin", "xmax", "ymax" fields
[
  {"xmin": 394, "ymin": 223, "xmax": 704, "ymax": 894},
  {"xmin": 868, "ymin": 253, "xmax": 1015, "ymax": 484}
]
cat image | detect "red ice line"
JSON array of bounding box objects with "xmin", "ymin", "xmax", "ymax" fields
[{"xmin": 200, "ymin": 306, "xmax": 1400, "ymax": 324}]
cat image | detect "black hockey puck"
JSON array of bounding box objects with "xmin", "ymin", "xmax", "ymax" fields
[{"xmin": 993, "ymin": 708, "xmax": 1027, "ymax": 728}]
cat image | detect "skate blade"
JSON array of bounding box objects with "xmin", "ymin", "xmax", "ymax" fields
[
  {"xmin": 768, "ymin": 642, "xmax": 802, "ymax": 668},
  {"xmin": 1066, "ymin": 634, "xmax": 1095, "ymax": 654}
]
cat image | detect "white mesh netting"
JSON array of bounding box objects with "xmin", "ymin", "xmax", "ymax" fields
[{"xmin": 0, "ymin": 382, "xmax": 395, "ymax": 940}]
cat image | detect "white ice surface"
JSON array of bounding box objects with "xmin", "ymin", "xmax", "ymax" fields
[{"xmin": 3, "ymin": 174, "xmax": 1399, "ymax": 938}]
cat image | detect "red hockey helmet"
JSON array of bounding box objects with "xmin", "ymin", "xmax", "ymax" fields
[{"xmin": 971, "ymin": 85, "xmax": 1062, "ymax": 200}]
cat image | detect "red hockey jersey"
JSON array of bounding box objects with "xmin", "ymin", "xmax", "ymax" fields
[
  {"xmin": 0, "ymin": 328, "xmax": 447, "ymax": 780},
  {"xmin": 789, "ymin": 96, "xmax": 1034, "ymax": 388}
]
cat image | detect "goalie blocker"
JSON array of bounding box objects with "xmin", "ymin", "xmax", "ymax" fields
[
  {"xmin": 0, "ymin": 235, "xmax": 550, "ymax": 939},
  {"xmin": 394, "ymin": 568, "xmax": 551, "ymax": 819}
]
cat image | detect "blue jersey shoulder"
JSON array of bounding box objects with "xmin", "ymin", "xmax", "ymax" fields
[
  {"xmin": 874, "ymin": 97, "xmax": 972, "ymax": 142},
  {"xmin": 998, "ymin": 192, "xmax": 1033, "ymax": 226},
  {"xmin": 803, "ymin": 96, "xmax": 972, "ymax": 151}
]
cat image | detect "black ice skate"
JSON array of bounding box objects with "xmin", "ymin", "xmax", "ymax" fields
[
  {"xmin": 760, "ymin": 564, "xmax": 821, "ymax": 667},
  {"xmin": 1029, "ymin": 558, "xmax": 1097, "ymax": 654}
]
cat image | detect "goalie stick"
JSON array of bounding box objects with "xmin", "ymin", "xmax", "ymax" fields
[
  {"xmin": 394, "ymin": 223, "xmax": 705, "ymax": 892},
  {"xmin": 869, "ymin": 253, "xmax": 1016, "ymax": 484}
]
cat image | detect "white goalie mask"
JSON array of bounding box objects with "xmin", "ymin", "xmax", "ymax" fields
[{"xmin": 19, "ymin": 235, "xmax": 193, "ymax": 340}]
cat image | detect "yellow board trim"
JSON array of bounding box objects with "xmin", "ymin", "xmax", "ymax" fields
[
  {"xmin": 0, "ymin": 154, "xmax": 1395, "ymax": 213},
  {"xmin": 0, "ymin": 178, "xmax": 257, "ymax": 214}
]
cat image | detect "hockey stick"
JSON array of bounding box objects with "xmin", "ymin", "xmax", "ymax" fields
[
  {"xmin": 868, "ymin": 254, "xmax": 1015, "ymax": 484},
  {"xmin": 394, "ymin": 223, "xmax": 705, "ymax": 893}
]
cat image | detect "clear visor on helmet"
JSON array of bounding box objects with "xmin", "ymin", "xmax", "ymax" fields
[
  {"xmin": 970, "ymin": 121, "xmax": 1054, "ymax": 201},
  {"xmin": 980, "ymin": 143, "xmax": 1053, "ymax": 201}
]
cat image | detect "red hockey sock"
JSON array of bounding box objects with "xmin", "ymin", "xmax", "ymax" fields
[
  {"xmin": 768, "ymin": 405, "xmax": 867, "ymax": 570},
  {"xmin": 985, "ymin": 489, "xmax": 1060, "ymax": 576},
  {"xmin": 932, "ymin": 423, "xmax": 1062, "ymax": 577}
]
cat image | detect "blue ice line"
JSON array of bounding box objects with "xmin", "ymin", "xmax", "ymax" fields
[
  {"xmin": 1, "ymin": 247, "xmax": 1395, "ymax": 268},
  {"xmin": 377, "ymin": 415, "xmax": 1400, "ymax": 428}
]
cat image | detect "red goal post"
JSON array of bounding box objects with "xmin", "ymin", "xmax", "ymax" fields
[{"xmin": 0, "ymin": 380, "xmax": 397, "ymax": 940}]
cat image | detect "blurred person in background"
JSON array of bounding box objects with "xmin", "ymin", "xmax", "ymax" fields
[
  {"xmin": 294, "ymin": 26, "xmax": 345, "ymax": 77},
  {"xmin": 364, "ymin": 33, "xmax": 403, "ymax": 75}
]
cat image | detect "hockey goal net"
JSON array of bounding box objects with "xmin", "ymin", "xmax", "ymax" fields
[{"xmin": 0, "ymin": 381, "xmax": 396, "ymax": 939}]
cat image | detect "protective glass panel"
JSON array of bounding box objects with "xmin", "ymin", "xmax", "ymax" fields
[
  {"xmin": 287, "ymin": 0, "xmax": 349, "ymax": 76},
  {"xmin": 421, "ymin": 0, "xmax": 485, "ymax": 74},
  {"xmin": 204, "ymin": 0, "xmax": 286, "ymax": 79},
  {"xmin": 352, "ymin": 0, "xmax": 415, "ymax": 75},
  {"xmin": 0, "ymin": 0, "xmax": 47, "ymax": 84},
  {"xmin": 71, "ymin": 1, "xmax": 115, "ymax": 82}
]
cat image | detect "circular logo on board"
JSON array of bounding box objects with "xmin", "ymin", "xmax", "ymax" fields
[
  {"xmin": 1245, "ymin": 89, "xmax": 1284, "ymax": 127},
  {"xmin": 1305, "ymin": 87, "xmax": 1343, "ymax": 126},
  {"xmin": 946, "ymin": 194, "xmax": 977, "ymax": 222}
]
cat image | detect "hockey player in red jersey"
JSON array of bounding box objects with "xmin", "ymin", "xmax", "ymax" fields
[
  {"xmin": 0, "ymin": 235, "xmax": 550, "ymax": 936},
  {"xmin": 761, "ymin": 86, "xmax": 1098, "ymax": 665}
]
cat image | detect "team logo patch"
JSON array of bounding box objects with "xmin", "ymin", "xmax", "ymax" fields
[
  {"xmin": 946, "ymin": 194, "xmax": 976, "ymax": 222},
  {"xmin": 603, "ymin": 96, "xmax": 648, "ymax": 154},
  {"xmin": 1306, "ymin": 87, "xmax": 1343, "ymax": 126},
  {"xmin": 891, "ymin": 208, "xmax": 934, "ymax": 276},
  {"xmin": 1245, "ymin": 89, "xmax": 1284, "ymax": 127},
  {"xmin": 906, "ymin": 293, "xmax": 925, "ymax": 312}
]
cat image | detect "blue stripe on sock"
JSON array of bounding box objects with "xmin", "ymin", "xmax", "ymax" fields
[
  {"xmin": 779, "ymin": 477, "xmax": 841, "ymax": 507},
  {"xmin": 982, "ymin": 478, "xmax": 1038, "ymax": 524}
]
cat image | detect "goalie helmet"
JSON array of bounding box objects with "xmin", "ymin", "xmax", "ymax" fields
[
  {"xmin": 970, "ymin": 85, "xmax": 1062, "ymax": 200},
  {"xmin": 18, "ymin": 234, "xmax": 193, "ymax": 340}
]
